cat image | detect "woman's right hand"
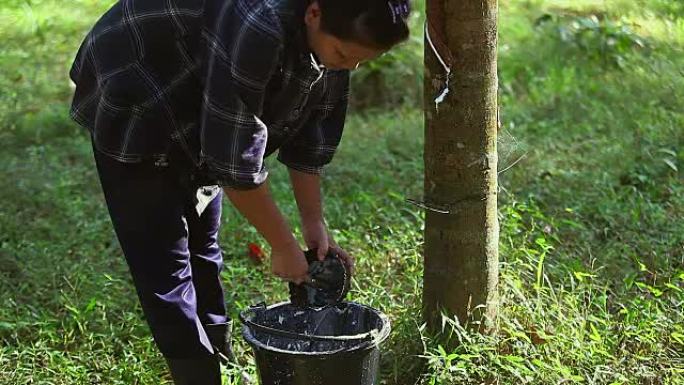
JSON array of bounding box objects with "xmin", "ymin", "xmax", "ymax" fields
[
  {"xmin": 270, "ymin": 240, "xmax": 310, "ymax": 285},
  {"xmin": 223, "ymin": 183, "xmax": 310, "ymax": 284}
]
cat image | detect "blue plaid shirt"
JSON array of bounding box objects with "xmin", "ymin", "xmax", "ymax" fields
[{"xmin": 69, "ymin": 0, "xmax": 350, "ymax": 189}]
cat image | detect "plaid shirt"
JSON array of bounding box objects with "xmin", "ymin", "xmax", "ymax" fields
[{"xmin": 69, "ymin": 0, "xmax": 350, "ymax": 190}]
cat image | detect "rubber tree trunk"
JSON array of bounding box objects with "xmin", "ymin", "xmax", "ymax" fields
[{"xmin": 422, "ymin": 0, "xmax": 499, "ymax": 335}]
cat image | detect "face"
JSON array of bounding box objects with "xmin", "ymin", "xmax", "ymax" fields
[{"xmin": 304, "ymin": 2, "xmax": 386, "ymax": 70}]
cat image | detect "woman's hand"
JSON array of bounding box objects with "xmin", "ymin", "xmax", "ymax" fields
[
  {"xmin": 302, "ymin": 218, "xmax": 330, "ymax": 261},
  {"xmin": 328, "ymin": 237, "xmax": 355, "ymax": 277},
  {"xmin": 302, "ymin": 219, "xmax": 355, "ymax": 276},
  {"xmin": 271, "ymin": 239, "xmax": 310, "ymax": 284},
  {"xmin": 223, "ymin": 183, "xmax": 309, "ymax": 284},
  {"xmin": 288, "ymin": 168, "xmax": 355, "ymax": 276}
]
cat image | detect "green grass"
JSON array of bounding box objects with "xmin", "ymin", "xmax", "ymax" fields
[{"xmin": 1, "ymin": 0, "xmax": 683, "ymax": 384}]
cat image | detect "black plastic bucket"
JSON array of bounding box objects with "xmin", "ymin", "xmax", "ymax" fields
[{"xmin": 240, "ymin": 301, "xmax": 391, "ymax": 385}]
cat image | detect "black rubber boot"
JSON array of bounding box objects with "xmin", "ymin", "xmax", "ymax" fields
[
  {"xmin": 205, "ymin": 320, "xmax": 254, "ymax": 384},
  {"xmin": 205, "ymin": 320, "xmax": 235, "ymax": 365},
  {"xmin": 165, "ymin": 355, "xmax": 222, "ymax": 385}
]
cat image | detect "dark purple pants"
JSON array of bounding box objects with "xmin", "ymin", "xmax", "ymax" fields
[{"xmin": 92, "ymin": 142, "xmax": 228, "ymax": 359}]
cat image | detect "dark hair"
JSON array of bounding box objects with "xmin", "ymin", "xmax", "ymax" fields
[{"xmin": 317, "ymin": 0, "xmax": 411, "ymax": 50}]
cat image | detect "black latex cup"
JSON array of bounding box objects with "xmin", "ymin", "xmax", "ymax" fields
[{"xmin": 289, "ymin": 249, "xmax": 351, "ymax": 308}]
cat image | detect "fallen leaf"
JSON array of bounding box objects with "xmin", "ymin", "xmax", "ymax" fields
[{"xmin": 247, "ymin": 243, "xmax": 266, "ymax": 264}]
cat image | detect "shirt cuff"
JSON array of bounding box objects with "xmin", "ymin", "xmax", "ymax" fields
[
  {"xmin": 276, "ymin": 153, "xmax": 324, "ymax": 175},
  {"xmin": 201, "ymin": 155, "xmax": 269, "ymax": 190}
]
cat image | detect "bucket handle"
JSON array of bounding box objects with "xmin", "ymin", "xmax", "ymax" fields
[{"xmin": 239, "ymin": 306, "xmax": 380, "ymax": 343}]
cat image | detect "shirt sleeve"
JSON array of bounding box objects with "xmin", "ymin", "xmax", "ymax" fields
[
  {"xmin": 277, "ymin": 71, "xmax": 350, "ymax": 174},
  {"xmin": 199, "ymin": 0, "xmax": 283, "ymax": 190}
]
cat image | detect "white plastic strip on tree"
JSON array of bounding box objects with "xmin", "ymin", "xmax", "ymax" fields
[{"xmin": 425, "ymin": 22, "xmax": 452, "ymax": 112}]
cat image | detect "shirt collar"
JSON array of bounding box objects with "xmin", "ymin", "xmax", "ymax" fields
[
  {"xmin": 285, "ymin": 0, "xmax": 321, "ymax": 69},
  {"xmin": 292, "ymin": 25, "xmax": 325, "ymax": 75}
]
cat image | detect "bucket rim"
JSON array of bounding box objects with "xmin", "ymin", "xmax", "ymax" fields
[{"xmin": 239, "ymin": 301, "xmax": 391, "ymax": 357}]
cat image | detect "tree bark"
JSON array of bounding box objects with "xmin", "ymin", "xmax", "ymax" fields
[{"xmin": 422, "ymin": 0, "xmax": 499, "ymax": 335}]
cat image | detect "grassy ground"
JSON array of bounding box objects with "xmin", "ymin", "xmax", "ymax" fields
[{"xmin": 1, "ymin": 0, "xmax": 682, "ymax": 384}]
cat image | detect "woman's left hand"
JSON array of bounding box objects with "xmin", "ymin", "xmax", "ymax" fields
[
  {"xmin": 328, "ymin": 238, "xmax": 355, "ymax": 277},
  {"xmin": 302, "ymin": 218, "xmax": 330, "ymax": 261},
  {"xmin": 302, "ymin": 219, "xmax": 355, "ymax": 276}
]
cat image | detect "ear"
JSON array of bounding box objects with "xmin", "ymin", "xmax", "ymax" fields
[{"xmin": 304, "ymin": 1, "xmax": 322, "ymax": 27}]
